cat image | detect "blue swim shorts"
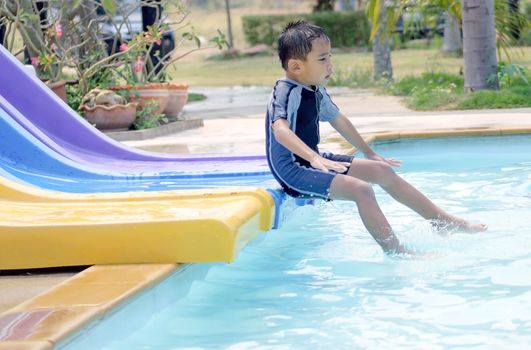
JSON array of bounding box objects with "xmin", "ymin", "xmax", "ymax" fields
[{"xmin": 273, "ymin": 152, "xmax": 355, "ymax": 200}]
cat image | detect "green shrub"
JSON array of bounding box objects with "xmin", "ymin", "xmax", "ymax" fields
[
  {"xmin": 66, "ymin": 84, "xmax": 85, "ymax": 112},
  {"xmin": 457, "ymin": 89, "xmax": 530, "ymax": 109},
  {"xmin": 514, "ymin": 2, "xmax": 531, "ymax": 45},
  {"xmin": 241, "ymin": 11, "xmax": 370, "ymax": 48},
  {"xmin": 496, "ymin": 61, "xmax": 530, "ymax": 87},
  {"xmin": 386, "ymin": 72, "xmax": 464, "ymax": 96},
  {"xmin": 134, "ymin": 100, "xmax": 167, "ymax": 130},
  {"xmin": 385, "ymin": 69, "xmax": 530, "ymax": 110},
  {"xmin": 328, "ymin": 67, "xmax": 374, "ymax": 88},
  {"xmin": 188, "ymin": 92, "xmax": 207, "ymax": 102}
]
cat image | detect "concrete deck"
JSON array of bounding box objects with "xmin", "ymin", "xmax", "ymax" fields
[{"xmin": 123, "ymin": 87, "xmax": 531, "ymax": 154}]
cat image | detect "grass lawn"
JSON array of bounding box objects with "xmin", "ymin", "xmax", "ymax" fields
[{"xmin": 168, "ymin": 46, "xmax": 531, "ymax": 88}]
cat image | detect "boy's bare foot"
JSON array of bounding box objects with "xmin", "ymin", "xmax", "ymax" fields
[
  {"xmin": 461, "ymin": 222, "xmax": 488, "ymax": 233},
  {"xmin": 431, "ymin": 216, "xmax": 488, "ymax": 233}
]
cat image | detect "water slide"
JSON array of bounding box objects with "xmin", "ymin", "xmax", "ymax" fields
[
  {"xmin": 0, "ymin": 46, "xmax": 287, "ymax": 270},
  {"xmin": 0, "ymin": 44, "xmax": 269, "ymax": 176},
  {"xmin": 0, "ymin": 170, "xmax": 275, "ymax": 269},
  {"xmin": 0, "ymin": 105, "xmax": 278, "ymax": 193},
  {"xmin": 0, "ymin": 97, "xmax": 282, "ymax": 269}
]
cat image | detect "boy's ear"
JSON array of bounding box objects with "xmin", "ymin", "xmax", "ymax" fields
[{"xmin": 287, "ymin": 58, "xmax": 303, "ymax": 75}]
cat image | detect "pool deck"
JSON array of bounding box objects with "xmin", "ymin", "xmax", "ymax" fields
[
  {"xmin": 1, "ymin": 88, "xmax": 530, "ymax": 349},
  {"xmin": 122, "ymin": 87, "xmax": 531, "ymax": 155}
]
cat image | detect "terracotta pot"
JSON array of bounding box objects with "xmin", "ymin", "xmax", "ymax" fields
[
  {"xmin": 46, "ymin": 80, "xmax": 68, "ymax": 102},
  {"xmin": 111, "ymin": 84, "xmax": 169, "ymax": 114},
  {"xmin": 80, "ymin": 103, "xmax": 138, "ymax": 131},
  {"xmin": 163, "ymin": 83, "xmax": 189, "ymax": 121}
]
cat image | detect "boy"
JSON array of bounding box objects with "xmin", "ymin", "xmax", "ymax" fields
[{"xmin": 265, "ymin": 21, "xmax": 487, "ymax": 254}]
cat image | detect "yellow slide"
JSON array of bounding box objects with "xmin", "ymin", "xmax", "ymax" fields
[{"xmin": 0, "ymin": 176, "xmax": 275, "ymax": 270}]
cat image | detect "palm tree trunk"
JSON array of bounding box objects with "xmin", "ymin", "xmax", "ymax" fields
[
  {"xmin": 461, "ymin": 0, "xmax": 498, "ymax": 91},
  {"xmin": 372, "ymin": 4, "xmax": 392, "ymax": 82},
  {"xmin": 224, "ymin": 0, "xmax": 234, "ymax": 49},
  {"xmin": 442, "ymin": 12, "xmax": 462, "ymax": 54}
]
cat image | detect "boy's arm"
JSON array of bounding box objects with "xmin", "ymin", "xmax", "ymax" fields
[
  {"xmin": 329, "ymin": 113, "xmax": 401, "ymax": 167},
  {"xmin": 272, "ymin": 119, "xmax": 350, "ymax": 173}
]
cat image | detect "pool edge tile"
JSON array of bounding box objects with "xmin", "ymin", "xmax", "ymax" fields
[
  {"xmin": 0, "ymin": 340, "xmax": 53, "ymax": 350},
  {"xmin": 398, "ymin": 128, "xmax": 502, "ymax": 138},
  {"xmin": 0, "ymin": 264, "xmax": 180, "ymax": 347},
  {"xmin": 499, "ymin": 126, "xmax": 531, "ymax": 135}
]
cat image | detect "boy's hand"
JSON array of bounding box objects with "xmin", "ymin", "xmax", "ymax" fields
[
  {"xmin": 366, "ymin": 152, "xmax": 402, "ymax": 167},
  {"xmin": 310, "ymin": 155, "xmax": 350, "ymax": 173}
]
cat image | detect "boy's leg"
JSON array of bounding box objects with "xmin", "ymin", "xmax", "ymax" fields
[
  {"xmin": 346, "ymin": 158, "xmax": 486, "ymax": 232},
  {"xmin": 329, "ymin": 174, "xmax": 404, "ymax": 253}
]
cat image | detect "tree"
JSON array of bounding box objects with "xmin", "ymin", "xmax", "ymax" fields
[
  {"xmin": 507, "ymin": 0, "xmax": 521, "ymax": 40},
  {"xmin": 367, "ymin": 0, "xmax": 503, "ymax": 91},
  {"xmin": 337, "ymin": 0, "xmax": 363, "ymax": 10},
  {"xmin": 314, "ymin": 0, "xmax": 336, "ymax": 12},
  {"xmin": 224, "ymin": 0, "xmax": 234, "ymax": 49},
  {"xmin": 461, "ymin": 0, "xmax": 498, "ymax": 91},
  {"xmin": 369, "ymin": 1, "xmax": 393, "ymax": 81},
  {"xmin": 441, "ymin": 12, "xmax": 462, "ymax": 54}
]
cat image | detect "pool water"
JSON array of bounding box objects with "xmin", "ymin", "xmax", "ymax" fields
[{"xmin": 59, "ymin": 135, "xmax": 531, "ymax": 349}]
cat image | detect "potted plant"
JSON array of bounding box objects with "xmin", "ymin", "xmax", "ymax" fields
[
  {"xmin": 105, "ymin": 1, "xmax": 226, "ymax": 121},
  {"xmin": 1, "ymin": 0, "xmax": 225, "ymax": 127},
  {"xmin": 80, "ymin": 88, "xmax": 138, "ymax": 130},
  {"xmin": 0, "ymin": 1, "xmax": 69, "ymax": 100},
  {"xmin": 0, "ymin": 1, "xmax": 116, "ymax": 102}
]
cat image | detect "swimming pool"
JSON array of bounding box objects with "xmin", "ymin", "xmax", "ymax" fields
[{"xmin": 58, "ymin": 134, "xmax": 531, "ymax": 349}]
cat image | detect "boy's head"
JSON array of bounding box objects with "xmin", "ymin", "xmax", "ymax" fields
[
  {"xmin": 278, "ymin": 20, "xmax": 329, "ymax": 70},
  {"xmin": 278, "ymin": 21, "xmax": 333, "ymax": 86}
]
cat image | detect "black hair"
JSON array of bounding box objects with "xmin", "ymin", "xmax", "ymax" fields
[{"xmin": 277, "ymin": 20, "xmax": 329, "ymax": 70}]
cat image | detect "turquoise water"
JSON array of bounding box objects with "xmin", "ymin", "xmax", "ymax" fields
[{"xmin": 59, "ymin": 135, "xmax": 531, "ymax": 349}]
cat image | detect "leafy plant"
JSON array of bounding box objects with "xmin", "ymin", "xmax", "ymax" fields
[
  {"xmin": 328, "ymin": 67, "xmax": 375, "ymax": 88},
  {"xmin": 495, "ymin": 61, "xmax": 529, "ymax": 87},
  {"xmin": 0, "ymin": 0, "xmax": 226, "ymax": 95},
  {"xmin": 187, "ymin": 92, "xmax": 206, "ymax": 102},
  {"xmin": 99, "ymin": 1, "xmax": 227, "ymax": 85},
  {"xmin": 386, "ymin": 69, "xmax": 530, "ymax": 110},
  {"xmin": 65, "ymin": 83, "xmax": 84, "ymax": 112},
  {"xmin": 134, "ymin": 100, "xmax": 167, "ymax": 130},
  {"xmin": 387, "ymin": 71, "xmax": 463, "ymax": 95}
]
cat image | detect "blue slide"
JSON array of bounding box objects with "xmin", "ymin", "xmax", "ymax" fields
[{"xmin": 0, "ymin": 105, "xmax": 277, "ymax": 193}]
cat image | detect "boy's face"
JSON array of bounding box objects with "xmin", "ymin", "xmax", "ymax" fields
[{"xmin": 289, "ymin": 37, "xmax": 333, "ymax": 86}]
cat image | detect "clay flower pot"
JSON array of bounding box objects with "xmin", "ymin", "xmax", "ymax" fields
[
  {"xmin": 163, "ymin": 83, "xmax": 189, "ymax": 121},
  {"xmin": 46, "ymin": 80, "xmax": 68, "ymax": 102},
  {"xmin": 80, "ymin": 102, "xmax": 138, "ymax": 131},
  {"xmin": 111, "ymin": 83, "xmax": 169, "ymax": 114}
]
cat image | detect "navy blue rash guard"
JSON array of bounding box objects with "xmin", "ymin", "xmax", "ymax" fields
[{"xmin": 265, "ymin": 78, "xmax": 354, "ymax": 199}]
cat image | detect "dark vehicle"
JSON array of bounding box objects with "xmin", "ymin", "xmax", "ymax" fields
[
  {"xmin": 96, "ymin": 0, "xmax": 175, "ymax": 57},
  {"xmin": 394, "ymin": 8, "xmax": 444, "ymax": 41}
]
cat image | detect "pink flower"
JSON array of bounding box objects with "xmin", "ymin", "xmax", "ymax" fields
[
  {"xmin": 119, "ymin": 43, "xmax": 129, "ymax": 52},
  {"xmin": 30, "ymin": 56, "xmax": 39, "ymax": 66},
  {"xmin": 156, "ymin": 29, "xmax": 164, "ymax": 46},
  {"xmin": 133, "ymin": 57, "xmax": 144, "ymax": 73},
  {"xmin": 51, "ymin": 43, "xmax": 58, "ymax": 51},
  {"xmin": 55, "ymin": 23, "xmax": 63, "ymax": 39}
]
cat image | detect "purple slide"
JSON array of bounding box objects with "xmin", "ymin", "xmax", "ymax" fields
[{"xmin": 0, "ymin": 45, "xmax": 268, "ymax": 175}]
